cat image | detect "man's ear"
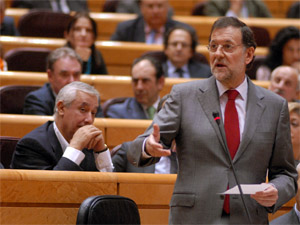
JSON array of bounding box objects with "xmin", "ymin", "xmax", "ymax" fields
[
  {"xmin": 245, "ymin": 47, "xmax": 255, "ymax": 65},
  {"xmin": 56, "ymin": 101, "xmax": 65, "ymax": 116},
  {"xmin": 157, "ymin": 76, "xmax": 165, "ymax": 91}
]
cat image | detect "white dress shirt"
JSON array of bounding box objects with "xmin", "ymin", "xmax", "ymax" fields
[
  {"xmin": 216, "ymin": 77, "xmax": 248, "ymax": 141},
  {"xmin": 53, "ymin": 122, "xmax": 113, "ymax": 172}
]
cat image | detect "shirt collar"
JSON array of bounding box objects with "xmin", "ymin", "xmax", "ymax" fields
[
  {"xmin": 144, "ymin": 24, "xmax": 164, "ymax": 35},
  {"xmin": 294, "ymin": 203, "xmax": 300, "ymax": 222},
  {"xmin": 216, "ymin": 76, "xmax": 248, "ymax": 101},
  {"xmin": 142, "ymin": 97, "xmax": 160, "ymax": 111},
  {"xmin": 53, "ymin": 122, "xmax": 69, "ymax": 152}
]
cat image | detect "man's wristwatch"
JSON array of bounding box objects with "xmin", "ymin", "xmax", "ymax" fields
[{"xmin": 95, "ymin": 144, "xmax": 109, "ymax": 154}]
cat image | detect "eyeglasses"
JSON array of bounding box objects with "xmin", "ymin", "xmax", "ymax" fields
[
  {"xmin": 207, "ymin": 43, "xmax": 242, "ymax": 53},
  {"xmin": 168, "ymin": 42, "xmax": 191, "ymax": 49}
]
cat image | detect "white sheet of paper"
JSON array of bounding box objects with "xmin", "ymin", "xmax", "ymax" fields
[{"xmin": 220, "ymin": 183, "xmax": 272, "ymax": 195}]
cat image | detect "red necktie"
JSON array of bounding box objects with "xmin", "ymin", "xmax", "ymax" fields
[{"xmin": 223, "ymin": 89, "xmax": 240, "ymax": 214}]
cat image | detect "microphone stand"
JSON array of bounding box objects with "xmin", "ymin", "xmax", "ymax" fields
[{"xmin": 213, "ymin": 112, "xmax": 252, "ymax": 224}]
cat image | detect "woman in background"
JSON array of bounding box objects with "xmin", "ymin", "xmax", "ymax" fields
[
  {"xmin": 289, "ymin": 102, "xmax": 300, "ymax": 165},
  {"xmin": 256, "ymin": 26, "xmax": 300, "ymax": 80},
  {"xmin": 65, "ymin": 12, "xmax": 108, "ymax": 75}
]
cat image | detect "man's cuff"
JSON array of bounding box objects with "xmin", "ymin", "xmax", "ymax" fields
[{"xmin": 62, "ymin": 146, "xmax": 85, "ymax": 165}]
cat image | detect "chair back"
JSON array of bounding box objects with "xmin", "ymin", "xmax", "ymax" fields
[
  {"xmin": 4, "ymin": 47, "xmax": 51, "ymax": 72},
  {"xmin": 0, "ymin": 85, "xmax": 41, "ymax": 114},
  {"xmin": 191, "ymin": 1, "xmax": 207, "ymax": 15},
  {"xmin": 102, "ymin": 97, "xmax": 128, "ymax": 118},
  {"xmin": 18, "ymin": 10, "xmax": 73, "ymax": 38},
  {"xmin": 250, "ymin": 26, "xmax": 271, "ymax": 47},
  {"xmin": 76, "ymin": 195, "xmax": 141, "ymax": 225},
  {"xmin": 0, "ymin": 136, "xmax": 20, "ymax": 169},
  {"xmin": 103, "ymin": 0, "xmax": 119, "ymax": 12},
  {"xmin": 246, "ymin": 55, "xmax": 266, "ymax": 79}
]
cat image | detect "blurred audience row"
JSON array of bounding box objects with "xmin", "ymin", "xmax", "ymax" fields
[{"xmin": 6, "ymin": 0, "xmax": 300, "ymax": 19}]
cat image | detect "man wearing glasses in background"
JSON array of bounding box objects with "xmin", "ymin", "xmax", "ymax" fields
[
  {"xmin": 163, "ymin": 25, "xmax": 211, "ymax": 78},
  {"xmin": 128, "ymin": 17, "xmax": 297, "ymax": 224}
]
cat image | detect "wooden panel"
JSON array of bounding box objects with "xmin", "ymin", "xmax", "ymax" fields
[
  {"xmin": 139, "ymin": 208, "xmax": 169, "ymax": 225},
  {"xmin": 0, "ymin": 207, "xmax": 78, "ymax": 225}
]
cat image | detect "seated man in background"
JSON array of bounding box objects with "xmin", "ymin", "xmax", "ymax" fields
[
  {"xmin": 12, "ymin": 0, "xmax": 88, "ymax": 13},
  {"xmin": 268, "ymin": 66, "xmax": 300, "ymax": 102},
  {"xmin": 271, "ymin": 163, "xmax": 300, "ymax": 224},
  {"xmin": 11, "ymin": 82, "xmax": 113, "ymax": 171},
  {"xmin": 23, "ymin": 47, "xmax": 103, "ymax": 117},
  {"xmin": 110, "ymin": 0, "xmax": 193, "ymax": 44},
  {"xmin": 112, "ymin": 94, "xmax": 177, "ymax": 174},
  {"xmin": 106, "ymin": 55, "xmax": 164, "ymax": 119},
  {"xmin": 163, "ymin": 26, "xmax": 211, "ymax": 78}
]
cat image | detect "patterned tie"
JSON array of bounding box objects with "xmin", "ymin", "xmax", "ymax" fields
[
  {"xmin": 223, "ymin": 89, "xmax": 240, "ymax": 214},
  {"xmin": 147, "ymin": 106, "xmax": 156, "ymax": 120},
  {"xmin": 175, "ymin": 68, "xmax": 184, "ymax": 78}
]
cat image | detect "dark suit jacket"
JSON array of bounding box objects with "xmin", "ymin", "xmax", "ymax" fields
[
  {"xmin": 23, "ymin": 83, "xmax": 103, "ymax": 117},
  {"xmin": 106, "ymin": 97, "xmax": 147, "ymax": 119},
  {"xmin": 11, "ymin": 121, "xmax": 98, "ymax": 171},
  {"xmin": 1, "ymin": 16, "xmax": 19, "ymax": 36},
  {"xmin": 14, "ymin": 0, "xmax": 88, "ymax": 11},
  {"xmin": 129, "ymin": 76, "xmax": 297, "ymax": 224},
  {"xmin": 271, "ymin": 207, "xmax": 300, "ymax": 224},
  {"xmin": 112, "ymin": 142, "xmax": 177, "ymax": 173},
  {"xmin": 162, "ymin": 59, "xmax": 212, "ymax": 78},
  {"xmin": 110, "ymin": 15, "xmax": 193, "ymax": 42}
]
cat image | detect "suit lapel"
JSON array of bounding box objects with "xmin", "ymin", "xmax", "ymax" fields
[
  {"xmin": 233, "ymin": 78, "xmax": 265, "ymax": 162},
  {"xmin": 197, "ymin": 77, "xmax": 227, "ymax": 152}
]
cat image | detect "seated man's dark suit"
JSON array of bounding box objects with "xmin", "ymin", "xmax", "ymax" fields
[
  {"xmin": 112, "ymin": 142, "xmax": 178, "ymax": 173},
  {"xmin": 23, "ymin": 83, "xmax": 103, "ymax": 117},
  {"xmin": 13, "ymin": 0, "xmax": 88, "ymax": 11},
  {"xmin": 11, "ymin": 121, "xmax": 98, "ymax": 171},
  {"xmin": 271, "ymin": 207, "xmax": 300, "ymax": 224},
  {"xmin": 110, "ymin": 15, "xmax": 193, "ymax": 42},
  {"xmin": 106, "ymin": 97, "xmax": 147, "ymax": 119},
  {"xmin": 162, "ymin": 60, "xmax": 212, "ymax": 78}
]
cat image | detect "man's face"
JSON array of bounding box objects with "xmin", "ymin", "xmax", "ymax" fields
[
  {"xmin": 48, "ymin": 57, "xmax": 81, "ymax": 94},
  {"xmin": 140, "ymin": 0, "xmax": 168, "ymax": 29},
  {"xmin": 65, "ymin": 17, "xmax": 95, "ymax": 48},
  {"xmin": 269, "ymin": 68, "xmax": 299, "ymax": 102},
  {"xmin": 209, "ymin": 26, "xmax": 254, "ymax": 88},
  {"xmin": 131, "ymin": 59, "xmax": 164, "ymax": 107},
  {"xmin": 58, "ymin": 90, "xmax": 98, "ymax": 142},
  {"xmin": 282, "ymin": 38, "xmax": 300, "ymax": 66},
  {"xmin": 165, "ymin": 29, "xmax": 193, "ymax": 68}
]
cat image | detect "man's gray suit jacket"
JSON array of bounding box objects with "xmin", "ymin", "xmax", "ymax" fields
[
  {"xmin": 128, "ymin": 76, "xmax": 297, "ymax": 224},
  {"xmin": 271, "ymin": 207, "xmax": 300, "ymax": 224}
]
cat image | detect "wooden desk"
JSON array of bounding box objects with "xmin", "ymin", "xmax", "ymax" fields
[
  {"xmin": 0, "ymin": 169, "xmax": 175, "ymax": 225},
  {"xmin": 0, "ymin": 168, "xmax": 294, "ymax": 224},
  {"xmin": 5, "ymin": 9, "xmax": 300, "ymax": 45},
  {"xmin": 0, "ymin": 36, "xmax": 268, "ymax": 75},
  {"xmin": 0, "ymin": 72, "xmax": 271, "ymax": 103},
  {"xmin": 0, "ymin": 114, "xmax": 151, "ymax": 149}
]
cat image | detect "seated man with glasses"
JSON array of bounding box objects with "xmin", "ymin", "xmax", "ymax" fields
[{"xmin": 163, "ymin": 26, "xmax": 211, "ymax": 78}]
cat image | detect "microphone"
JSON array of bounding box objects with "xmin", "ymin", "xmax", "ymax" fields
[{"xmin": 212, "ymin": 112, "xmax": 252, "ymax": 224}]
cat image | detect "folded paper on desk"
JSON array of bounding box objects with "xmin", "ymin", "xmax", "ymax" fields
[{"xmin": 220, "ymin": 183, "xmax": 272, "ymax": 195}]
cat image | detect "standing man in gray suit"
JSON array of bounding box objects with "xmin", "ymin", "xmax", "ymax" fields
[{"xmin": 128, "ymin": 17, "xmax": 297, "ymax": 224}]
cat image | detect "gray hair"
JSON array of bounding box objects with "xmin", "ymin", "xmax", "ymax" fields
[
  {"xmin": 54, "ymin": 81, "xmax": 100, "ymax": 117},
  {"xmin": 47, "ymin": 47, "xmax": 82, "ymax": 71}
]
